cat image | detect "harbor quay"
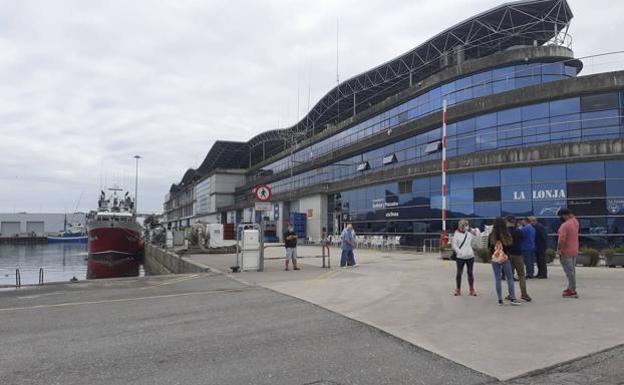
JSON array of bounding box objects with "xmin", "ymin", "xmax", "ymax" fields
[{"xmin": 2, "ymin": 245, "xmax": 624, "ymax": 384}]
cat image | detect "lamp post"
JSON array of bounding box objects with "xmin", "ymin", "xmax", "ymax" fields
[{"xmin": 133, "ymin": 155, "xmax": 141, "ymax": 214}]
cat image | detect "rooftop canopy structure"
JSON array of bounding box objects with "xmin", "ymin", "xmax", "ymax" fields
[{"xmin": 173, "ymin": 0, "xmax": 573, "ymax": 190}]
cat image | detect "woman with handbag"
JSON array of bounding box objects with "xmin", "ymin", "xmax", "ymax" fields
[
  {"xmin": 488, "ymin": 217, "xmax": 521, "ymax": 306},
  {"xmin": 451, "ymin": 219, "xmax": 479, "ymax": 296}
]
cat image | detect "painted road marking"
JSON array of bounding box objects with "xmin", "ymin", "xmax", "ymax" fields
[
  {"xmin": 0, "ymin": 289, "xmax": 244, "ymax": 312},
  {"xmin": 140, "ymin": 274, "xmax": 200, "ymax": 289},
  {"xmin": 18, "ymin": 291, "xmax": 66, "ymax": 300}
]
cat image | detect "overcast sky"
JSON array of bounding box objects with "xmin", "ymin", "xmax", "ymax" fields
[{"xmin": 0, "ymin": 0, "xmax": 622, "ymax": 214}]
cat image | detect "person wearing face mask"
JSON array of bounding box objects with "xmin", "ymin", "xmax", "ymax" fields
[
  {"xmin": 451, "ymin": 219, "xmax": 480, "ymax": 296},
  {"xmin": 283, "ymin": 223, "xmax": 300, "ymax": 271}
]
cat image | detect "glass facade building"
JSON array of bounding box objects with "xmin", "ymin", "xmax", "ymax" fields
[
  {"xmin": 332, "ymin": 160, "xmax": 624, "ymax": 248},
  {"xmin": 166, "ymin": 0, "xmax": 624, "ymax": 247}
]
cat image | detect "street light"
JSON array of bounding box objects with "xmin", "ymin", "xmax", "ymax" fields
[{"xmin": 133, "ymin": 155, "xmax": 141, "ymax": 214}]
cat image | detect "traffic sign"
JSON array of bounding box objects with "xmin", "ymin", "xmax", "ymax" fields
[
  {"xmin": 255, "ymin": 202, "xmax": 272, "ymax": 211},
  {"xmin": 273, "ymin": 203, "xmax": 279, "ymax": 220},
  {"xmin": 254, "ymin": 184, "xmax": 272, "ymax": 202}
]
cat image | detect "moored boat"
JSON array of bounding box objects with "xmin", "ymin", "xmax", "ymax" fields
[{"xmin": 86, "ymin": 188, "xmax": 143, "ymax": 279}]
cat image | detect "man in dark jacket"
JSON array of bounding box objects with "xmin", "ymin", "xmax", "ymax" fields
[
  {"xmin": 529, "ymin": 216, "xmax": 548, "ymax": 279},
  {"xmin": 506, "ymin": 216, "xmax": 532, "ymax": 301}
]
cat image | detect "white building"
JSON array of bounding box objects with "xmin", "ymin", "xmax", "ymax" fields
[{"xmin": 0, "ymin": 213, "xmax": 86, "ymax": 237}]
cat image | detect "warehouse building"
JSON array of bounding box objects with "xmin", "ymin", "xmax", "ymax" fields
[
  {"xmin": 0, "ymin": 213, "xmax": 86, "ymax": 237},
  {"xmin": 165, "ymin": 0, "xmax": 624, "ymax": 248}
]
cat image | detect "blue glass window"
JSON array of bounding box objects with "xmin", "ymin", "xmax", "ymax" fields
[
  {"xmin": 474, "ymin": 170, "xmax": 500, "ymax": 187},
  {"xmin": 606, "ymin": 160, "xmax": 624, "ymax": 178},
  {"xmin": 532, "ymin": 165, "xmax": 566, "ymax": 183},
  {"xmin": 542, "ymin": 63, "xmax": 564, "ymax": 76},
  {"xmin": 607, "ymin": 180, "xmax": 624, "ymax": 197},
  {"xmin": 497, "ymin": 108, "xmax": 522, "ymax": 125},
  {"xmin": 501, "ymin": 201, "xmax": 532, "ymax": 216},
  {"xmin": 550, "ymin": 98, "xmax": 580, "ymax": 116},
  {"xmin": 475, "ymin": 202, "xmax": 501, "ymax": 217},
  {"xmin": 449, "ymin": 173, "xmax": 474, "ymax": 189},
  {"xmin": 449, "ymin": 188, "xmax": 474, "ymax": 204},
  {"xmin": 501, "ymin": 167, "xmax": 531, "ymax": 186},
  {"xmin": 566, "ymin": 162, "xmax": 605, "ymax": 181},
  {"xmin": 449, "ymin": 204, "xmax": 474, "ymax": 217},
  {"xmin": 522, "ymin": 102, "xmax": 549, "ymax": 120},
  {"xmin": 476, "ymin": 112, "xmax": 497, "ymax": 128}
]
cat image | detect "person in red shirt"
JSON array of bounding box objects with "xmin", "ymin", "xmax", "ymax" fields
[{"xmin": 557, "ymin": 208, "xmax": 580, "ymax": 298}]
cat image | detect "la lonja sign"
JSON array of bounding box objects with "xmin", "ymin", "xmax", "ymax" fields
[{"xmin": 513, "ymin": 189, "xmax": 566, "ymax": 201}]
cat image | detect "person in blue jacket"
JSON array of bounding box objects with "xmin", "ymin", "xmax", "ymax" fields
[{"xmin": 520, "ymin": 218, "xmax": 536, "ymax": 279}]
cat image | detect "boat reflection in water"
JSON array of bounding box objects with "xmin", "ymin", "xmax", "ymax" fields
[
  {"xmin": 86, "ymin": 187, "xmax": 144, "ymax": 279},
  {"xmin": 86, "ymin": 252, "xmax": 142, "ymax": 279}
]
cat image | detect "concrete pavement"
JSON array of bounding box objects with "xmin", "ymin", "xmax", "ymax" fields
[
  {"xmin": 188, "ymin": 246, "xmax": 624, "ymax": 381},
  {"xmin": 0, "ymin": 273, "xmax": 493, "ymax": 385}
]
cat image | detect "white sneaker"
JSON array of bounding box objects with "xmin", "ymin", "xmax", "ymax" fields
[{"xmin": 352, "ymin": 264, "xmax": 359, "ymax": 268}]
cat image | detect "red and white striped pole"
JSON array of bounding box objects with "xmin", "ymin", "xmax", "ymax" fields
[{"xmin": 441, "ymin": 99, "xmax": 448, "ymax": 248}]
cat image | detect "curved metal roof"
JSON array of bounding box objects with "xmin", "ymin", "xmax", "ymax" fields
[{"xmin": 172, "ymin": 0, "xmax": 573, "ymax": 191}]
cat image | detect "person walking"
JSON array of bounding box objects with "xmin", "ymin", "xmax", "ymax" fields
[
  {"xmin": 506, "ymin": 216, "xmax": 532, "ymax": 302},
  {"xmin": 530, "ymin": 216, "xmax": 548, "ymax": 278},
  {"xmin": 283, "ymin": 223, "xmax": 300, "ymax": 271},
  {"xmin": 340, "ymin": 224, "xmax": 357, "ymax": 268},
  {"xmin": 451, "ymin": 219, "xmax": 479, "ymax": 296},
  {"xmin": 520, "ymin": 218, "xmax": 536, "ymax": 279},
  {"xmin": 488, "ymin": 217, "xmax": 520, "ymax": 306},
  {"xmin": 557, "ymin": 208, "xmax": 580, "ymax": 298}
]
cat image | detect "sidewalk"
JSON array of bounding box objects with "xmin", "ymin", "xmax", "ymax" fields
[{"xmin": 188, "ymin": 246, "xmax": 624, "ymax": 381}]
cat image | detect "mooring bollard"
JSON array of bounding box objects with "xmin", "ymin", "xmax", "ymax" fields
[
  {"xmin": 39, "ymin": 267, "xmax": 44, "ymax": 285},
  {"xmin": 322, "ymin": 242, "xmax": 330, "ymax": 269},
  {"xmin": 15, "ymin": 269, "xmax": 21, "ymax": 288}
]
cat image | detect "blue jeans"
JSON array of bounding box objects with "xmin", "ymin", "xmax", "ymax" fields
[
  {"xmin": 492, "ymin": 261, "xmax": 516, "ymax": 301},
  {"xmin": 522, "ymin": 250, "xmax": 536, "ymax": 278},
  {"xmin": 340, "ymin": 249, "xmax": 355, "ymax": 267}
]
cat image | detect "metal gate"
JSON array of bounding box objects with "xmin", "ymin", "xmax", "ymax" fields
[
  {"xmin": 1, "ymin": 222, "xmax": 21, "ymax": 236},
  {"xmin": 26, "ymin": 221, "xmax": 44, "ymax": 235}
]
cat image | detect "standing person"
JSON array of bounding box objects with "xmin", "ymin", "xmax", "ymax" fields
[
  {"xmin": 321, "ymin": 227, "xmax": 330, "ymax": 266},
  {"xmin": 557, "ymin": 208, "xmax": 580, "ymax": 298},
  {"xmin": 283, "ymin": 223, "xmax": 300, "ymax": 271},
  {"xmin": 488, "ymin": 217, "xmax": 520, "ymax": 306},
  {"xmin": 506, "ymin": 216, "xmax": 532, "ymax": 302},
  {"xmin": 340, "ymin": 224, "xmax": 357, "ymax": 268},
  {"xmin": 451, "ymin": 219, "xmax": 479, "ymax": 296},
  {"xmin": 520, "ymin": 218, "xmax": 536, "ymax": 279},
  {"xmin": 530, "ymin": 216, "xmax": 548, "ymax": 278}
]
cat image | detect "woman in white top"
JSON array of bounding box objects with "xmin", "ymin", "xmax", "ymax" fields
[{"xmin": 452, "ymin": 219, "xmax": 480, "ymax": 296}]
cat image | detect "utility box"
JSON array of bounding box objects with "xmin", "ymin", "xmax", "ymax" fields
[
  {"xmin": 241, "ymin": 229, "xmax": 260, "ymax": 271},
  {"xmin": 173, "ymin": 230, "xmax": 185, "ymax": 246},
  {"xmin": 166, "ymin": 230, "xmax": 174, "ymax": 248},
  {"xmin": 206, "ymin": 223, "xmax": 237, "ymax": 248}
]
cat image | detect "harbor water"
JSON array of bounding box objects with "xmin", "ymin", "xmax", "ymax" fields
[{"xmin": 0, "ymin": 243, "xmax": 145, "ymax": 287}]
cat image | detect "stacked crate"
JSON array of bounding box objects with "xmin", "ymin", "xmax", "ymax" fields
[
  {"xmin": 223, "ymin": 223, "xmax": 235, "ymax": 240},
  {"xmin": 289, "ymin": 212, "xmax": 307, "ymax": 239}
]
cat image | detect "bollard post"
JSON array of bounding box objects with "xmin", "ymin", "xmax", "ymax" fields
[
  {"xmin": 321, "ymin": 242, "xmax": 330, "ymax": 269},
  {"xmin": 16, "ymin": 269, "xmax": 21, "ymax": 288},
  {"xmin": 327, "ymin": 244, "xmax": 331, "ymax": 268},
  {"xmin": 39, "ymin": 267, "xmax": 44, "ymax": 285}
]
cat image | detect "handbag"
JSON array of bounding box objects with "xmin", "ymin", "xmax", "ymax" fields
[
  {"xmin": 450, "ymin": 233, "xmax": 468, "ymax": 261},
  {"xmin": 491, "ymin": 241, "xmax": 509, "ymax": 264}
]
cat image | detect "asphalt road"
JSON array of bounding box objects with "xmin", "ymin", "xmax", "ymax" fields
[
  {"xmin": 0, "ymin": 274, "xmax": 494, "ymax": 385},
  {"xmin": 503, "ymin": 344, "xmax": 624, "ymax": 385}
]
